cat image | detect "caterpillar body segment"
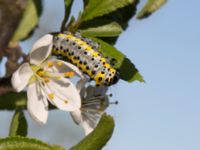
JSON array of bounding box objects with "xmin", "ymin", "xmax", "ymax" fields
[{"xmin": 52, "ymin": 33, "xmax": 119, "ymax": 86}]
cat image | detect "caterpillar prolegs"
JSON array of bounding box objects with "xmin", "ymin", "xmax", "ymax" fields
[{"xmin": 52, "ymin": 32, "xmax": 119, "ymax": 86}]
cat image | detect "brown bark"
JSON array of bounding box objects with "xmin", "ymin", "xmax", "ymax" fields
[
  {"xmin": 0, "ymin": 0, "xmax": 28, "ymax": 95},
  {"xmin": 0, "ymin": 0, "xmax": 27, "ymax": 53}
]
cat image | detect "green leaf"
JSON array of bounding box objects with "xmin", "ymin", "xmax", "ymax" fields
[
  {"xmin": 11, "ymin": 0, "xmax": 43, "ymax": 42},
  {"xmin": 98, "ymin": 0, "xmax": 139, "ymax": 44},
  {"xmin": 83, "ymin": 0, "xmax": 89, "ymax": 8},
  {"xmin": 0, "ymin": 92, "xmax": 27, "ymax": 110},
  {"xmin": 81, "ymin": 0, "xmax": 133, "ymax": 21},
  {"xmin": 119, "ymin": 57, "xmax": 145, "ymax": 82},
  {"xmin": 80, "ymin": 0, "xmax": 139, "ymax": 45},
  {"xmin": 61, "ymin": 0, "xmax": 74, "ymax": 32},
  {"xmin": 70, "ymin": 113, "xmax": 114, "ymax": 150},
  {"xmin": 66, "ymin": 16, "xmax": 76, "ymax": 31},
  {"xmin": 100, "ymin": 0, "xmax": 139, "ymax": 30},
  {"xmin": 137, "ymin": 0, "xmax": 167, "ymax": 19},
  {"xmin": 90, "ymin": 37, "xmax": 144, "ymax": 82},
  {"xmin": 9, "ymin": 110, "xmax": 28, "ymax": 137},
  {"xmin": 0, "ymin": 136, "xmax": 64, "ymax": 150},
  {"xmin": 80, "ymin": 21, "xmax": 123, "ymax": 37}
]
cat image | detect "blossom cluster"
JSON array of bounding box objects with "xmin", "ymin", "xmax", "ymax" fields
[{"xmin": 11, "ymin": 34, "xmax": 113, "ymax": 135}]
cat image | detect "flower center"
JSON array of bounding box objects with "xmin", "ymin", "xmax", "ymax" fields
[
  {"xmin": 35, "ymin": 69, "xmax": 51, "ymax": 83},
  {"xmin": 36, "ymin": 69, "xmax": 45, "ymax": 77},
  {"xmin": 28, "ymin": 66, "xmax": 50, "ymax": 84}
]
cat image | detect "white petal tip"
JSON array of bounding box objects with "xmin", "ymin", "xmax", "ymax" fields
[
  {"xmin": 28, "ymin": 109, "xmax": 48, "ymax": 124},
  {"xmin": 84, "ymin": 129, "xmax": 93, "ymax": 136},
  {"xmin": 30, "ymin": 34, "xmax": 53, "ymax": 65},
  {"xmin": 11, "ymin": 63, "xmax": 32, "ymax": 92}
]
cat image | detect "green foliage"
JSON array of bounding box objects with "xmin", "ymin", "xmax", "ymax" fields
[
  {"xmin": 0, "ymin": 92, "xmax": 27, "ymax": 110},
  {"xmin": 95, "ymin": 0, "xmax": 139, "ymax": 30},
  {"xmin": 0, "ymin": 136, "xmax": 64, "ymax": 150},
  {"xmin": 0, "ymin": 0, "xmax": 168, "ymax": 148},
  {"xmin": 70, "ymin": 113, "xmax": 114, "ymax": 150},
  {"xmin": 9, "ymin": 110, "xmax": 28, "ymax": 137},
  {"xmin": 119, "ymin": 58, "xmax": 145, "ymax": 82},
  {"xmin": 80, "ymin": 21, "xmax": 123, "ymax": 37},
  {"xmin": 79, "ymin": 0, "xmax": 139, "ymax": 45},
  {"xmin": 66, "ymin": 16, "xmax": 76, "ymax": 31},
  {"xmin": 61, "ymin": 0, "xmax": 74, "ymax": 31},
  {"xmin": 11, "ymin": 0, "xmax": 42, "ymax": 42},
  {"xmin": 81, "ymin": 0, "xmax": 134, "ymax": 21},
  {"xmin": 83, "ymin": 0, "xmax": 89, "ymax": 8},
  {"xmin": 91, "ymin": 38, "xmax": 144, "ymax": 82},
  {"xmin": 137, "ymin": 0, "xmax": 167, "ymax": 19},
  {"xmin": 68, "ymin": 0, "xmax": 139, "ymax": 44}
]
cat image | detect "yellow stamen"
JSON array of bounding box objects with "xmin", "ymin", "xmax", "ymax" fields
[
  {"xmin": 64, "ymin": 72, "xmax": 75, "ymax": 77},
  {"xmin": 37, "ymin": 70, "xmax": 45, "ymax": 77},
  {"xmin": 57, "ymin": 61, "xmax": 64, "ymax": 66},
  {"xmin": 44, "ymin": 77, "xmax": 50, "ymax": 83},
  {"xmin": 48, "ymin": 93, "xmax": 54, "ymax": 100},
  {"xmin": 64, "ymin": 100, "xmax": 68, "ymax": 104},
  {"xmin": 48, "ymin": 61, "xmax": 54, "ymax": 68},
  {"xmin": 55, "ymin": 76, "xmax": 61, "ymax": 80}
]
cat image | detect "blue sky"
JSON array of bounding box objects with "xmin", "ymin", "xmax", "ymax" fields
[{"xmin": 1, "ymin": 0, "xmax": 200, "ymax": 150}]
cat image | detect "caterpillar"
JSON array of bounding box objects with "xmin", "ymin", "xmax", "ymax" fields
[{"xmin": 51, "ymin": 32, "xmax": 119, "ymax": 86}]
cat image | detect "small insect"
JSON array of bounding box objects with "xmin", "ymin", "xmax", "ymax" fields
[{"xmin": 51, "ymin": 32, "xmax": 119, "ymax": 86}]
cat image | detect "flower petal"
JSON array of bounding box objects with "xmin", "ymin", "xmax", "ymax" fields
[
  {"xmin": 82, "ymin": 121, "xmax": 94, "ymax": 135},
  {"xmin": 30, "ymin": 34, "xmax": 53, "ymax": 65},
  {"xmin": 45, "ymin": 58, "xmax": 84, "ymax": 78},
  {"xmin": 86, "ymin": 85, "xmax": 108, "ymax": 99},
  {"xmin": 76, "ymin": 78, "xmax": 88, "ymax": 93},
  {"xmin": 93, "ymin": 85, "xmax": 108, "ymax": 96},
  {"xmin": 11, "ymin": 63, "xmax": 33, "ymax": 92},
  {"xmin": 70, "ymin": 109, "xmax": 82, "ymax": 125},
  {"xmin": 44, "ymin": 77, "xmax": 81, "ymax": 111},
  {"xmin": 70, "ymin": 110, "xmax": 93, "ymax": 135},
  {"xmin": 27, "ymin": 83, "xmax": 48, "ymax": 124}
]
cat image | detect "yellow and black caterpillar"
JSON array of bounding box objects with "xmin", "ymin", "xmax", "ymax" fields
[{"xmin": 52, "ymin": 32, "xmax": 119, "ymax": 86}]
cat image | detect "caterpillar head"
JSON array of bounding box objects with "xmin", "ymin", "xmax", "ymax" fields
[
  {"xmin": 103, "ymin": 70, "xmax": 120, "ymax": 86},
  {"xmin": 112, "ymin": 71, "xmax": 120, "ymax": 85}
]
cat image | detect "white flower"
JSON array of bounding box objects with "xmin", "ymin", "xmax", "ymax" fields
[
  {"xmin": 11, "ymin": 34, "xmax": 85, "ymax": 124},
  {"xmin": 70, "ymin": 85, "xmax": 111, "ymax": 135}
]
